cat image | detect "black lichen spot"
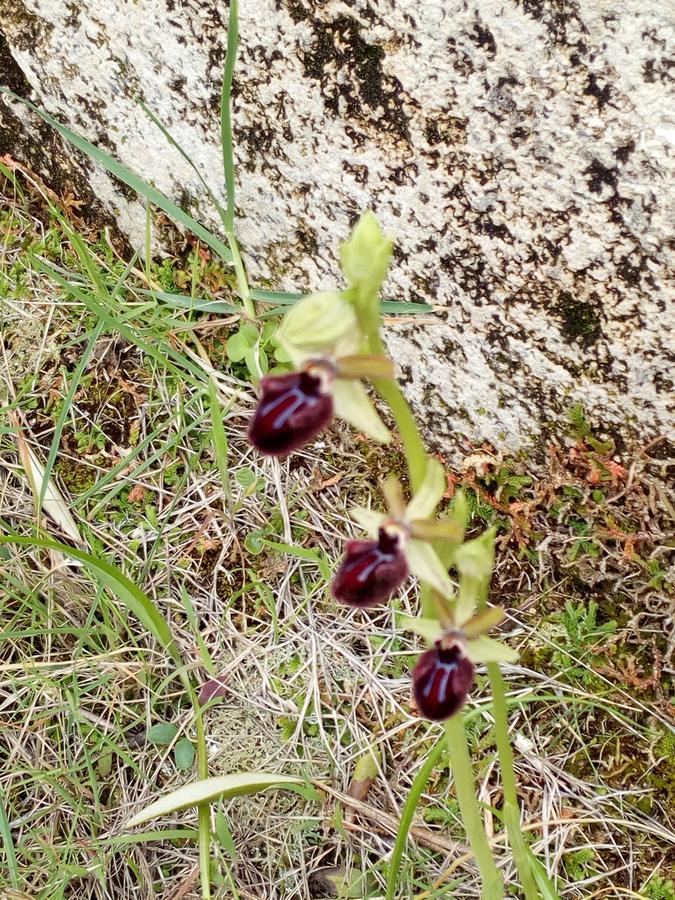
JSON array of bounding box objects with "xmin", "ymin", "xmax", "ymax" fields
[
  {"xmin": 616, "ymin": 254, "xmax": 646, "ymax": 287},
  {"xmin": 300, "ymin": 14, "xmax": 410, "ymax": 141},
  {"xmin": 584, "ymin": 158, "xmax": 618, "ymax": 194},
  {"xmin": 425, "ymin": 120, "xmax": 442, "ymax": 145},
  {"xmin": 642, "ymin": 57, "xmax": 674, "ymax": 85},
  {"xmin": 555, "ymin": 292, "xmax": 602, "ymax": 347},
  {"xmin": 584, "ymin": 73, "xmax": 612, "ymax": 110},
  {"xmin": 285, "ymin": 1, "xmax": 309, "ymax": 23},
  {"xmin": 470, "ymin": 19, "xmax": 497, "ymax": 58},
  {"xmin": 516, "ymin": 0, "xmax": 588, "ymax": 46},
  {"xmin": 615, "ymin": 141, "xmax": 635, "ymax": 164}
]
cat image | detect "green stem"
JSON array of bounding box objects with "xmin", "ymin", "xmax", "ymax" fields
[
  {"xmin": 445, "ymin": 715, "xmax": 503, "ymax": 900},
  {"xmin": 193, "ymin": 695, "xmax": 212, "ymax": 900},
  {"xmin": 227, "ymin": 235, "xmax": 255, "ymax": 319},
  {"xmin": 364, "ymin": 330, "xmax": 427, "ymax": 493},
  {"xmin": 488, "ymin": 663, "xmax": 539, "ymax": 900},
  {"xmin": 373, "ymin": 376, "xmax": 428, "ymax": 492},
  {"xmin": 385, "ymin": 735, "xmax": 446, "ymax": 900}
]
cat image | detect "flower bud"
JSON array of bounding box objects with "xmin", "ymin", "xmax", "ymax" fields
[
  {"xmin": 332, "ymin": 526, "xmax": 408, "ymax": 607},
  {"xmin": 340, "ymin": 212, "xmax": 393, "ymax": 299},
  {"xmin": 412, "ymin": 640, "xmax": 475, "ymax": 721},
  {"xmin": 247, "ymin": 365, "xmax": 334, "ymax": 456}
]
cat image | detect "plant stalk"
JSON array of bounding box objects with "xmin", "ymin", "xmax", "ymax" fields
[
  {"xmin": 363, "ymin": 303, "xmax": 503, "ymax": 898},
  {"xmin": 193, "ymin": 693, "xmax": 212, "ymax": 900},
  {"xmin": 227, "ymin": 235, "xmax": 256, "ymax": 319},
  {"xmin": 445, "ymin": 715, "xmax": 503, "ymax": 899},
  {"xmin": 363, "ymin": 330, "xmax": 427, "ymax": 493},
  {"xmin": 488, "ymin": 662, "xmax": 539, "ymax": 900}
]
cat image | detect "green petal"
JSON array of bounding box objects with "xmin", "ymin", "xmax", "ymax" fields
[
  {"xmin": 333, "ymin": 380, "xmax": 391, "ymax": 443},
  {"xmin": 405, "ymin": 458, "xmax": 446, "ymax": 520},
  {"xmin": 350, "ymin": 506, "xmax": 386, "ymax": 537},
  {"xmin": 465, "ymin": 636, "xmax": 519, "ymax": 665},
  {"xmin": 406, "ymin": 539, "xmax": 454, "ymax": 597},
  {"xmin": 277, "ymin": 291, "xmax": 361, "ymax": 366},
  {"xmin": 397, "ymin": 613, "xmax": 444, "ymax": 645}
]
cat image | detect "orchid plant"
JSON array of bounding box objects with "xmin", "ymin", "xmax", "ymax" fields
[{"xmin": 247, "ymin": 213, "xmax": 538, "ymax": 898}]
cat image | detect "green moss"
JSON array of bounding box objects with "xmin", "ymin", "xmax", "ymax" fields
[{"xmin": 55, "ymin": 458, "xmax": 97, "ymax": 494}]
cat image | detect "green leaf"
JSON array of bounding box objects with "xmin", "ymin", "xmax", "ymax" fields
[
  {"xmin": 215, "ymin": 805, "xmax": 237, "ymax": 859},
  {"xmin": 273, "ymin": 345, "xmax": 291, "ymax": 363},
  {"xmin": 251, "ymin": 288, "xmax": 434, "ymax": 315},
  {"xmin": 396, "ymin": 613, "xmax": 444, "ymax": 644},
  {"xmin": 332, "ymin": 379, "xmax": 391, "ymax": 443},
  {"xmin": 245, "ymin": 345, "xmax": 268, "ymax": 377},
  {"xmin": 465, "ymin": 636, "xmax": 518, "ymax": 665},
  {"xmin": 235, "ymin": 468, "xmax": 257, "ymax": 488},
  {"xmin": 226, "ymin": 330, "xmax": 254, "ymax": 362},
  {"xmin": 1, "ymin": 89, "xmax": 232, "ymax": 264},
  {"xmin": 125, "ymin": 773, "xmax": 304, "ymax": 828},
  {"xmin": 97, "ymin": 753, "xmax": 114, "ymax": 778},
  {"xmin": 147, "ymin": 723, "xmax": 179, "ymax": 745},
  {"xmin": 239, "ymin": 323, "xmax": 259, "ymax": 341},
  {"xmin": 405, "ymin": 458, "xmax": 446, "ymax": 520},
  {"xmin": 174, "ymin": 739, "xmax": 196, "ymax": 771},
  {"xmin": 244, "ymin": 531, "xmax": 265, "ymax": 555}
]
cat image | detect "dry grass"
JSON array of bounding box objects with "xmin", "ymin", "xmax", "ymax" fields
[{"xmin": 0, "ymin": 169, "xmax": 673, "ymax": 899}]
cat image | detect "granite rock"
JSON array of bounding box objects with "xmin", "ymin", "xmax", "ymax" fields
[{"xmin": 1, "ymin": 0, "xmax": 673, "ymax": 458}]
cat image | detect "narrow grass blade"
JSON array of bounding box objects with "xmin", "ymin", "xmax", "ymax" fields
[
  {"xmin": 208, "ymin": 377, "xmax": 233, "ymax": 511},
  {"xmin": 385, "ymin": 736, "xmax": 446, "ymax": 900},
  {"xmin": 37, "ymin": 319, "xmax": 104, "ymax": 515},
  {"xmin": 0, "ymin": 89, "xmax": 232, "ymax": 263},
  {"xmin": 34, "ymin": 257, "xmax": 208, "ymax": 387},
  {"xmin": 0, "ymin": 790, "xmax": 20, "ymax": 889},
  {"xmin": 108, "ymin": 828, "xmax": 199, "ymax": 847},
  {"xmin": 250, "ymin": 289, "xmax": 305, "ymax": 304},
  {"xmin": 221, "ymin": 0, "xmax": 239, "ymax": 232},
  {"xmin": 251, "ymin": 288, "xmax": 434, "ymax": 315},
  {"xmin": 136, "ymin": 287, "xmax": 240, "ymax": 314},
  {"xmin": 380, "ymin": 299, "xmax": 434, "ymax": 314},
  {"xmin": 139, "ymin": 100, "xmax": 227, "ymax": 228},
  {"xmin": 126, "ymin": 773, "xmax": 304, "ymax": 828}
]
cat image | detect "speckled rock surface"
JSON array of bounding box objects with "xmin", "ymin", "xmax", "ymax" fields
[{"xmin": 1, "ymin": 0, "xmax": 673, "ymax": 458}]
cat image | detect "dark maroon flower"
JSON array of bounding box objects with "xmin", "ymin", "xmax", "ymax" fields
[
  {"xmin": 412, "ymin": 641, "xmax": 475, "ymax": 721},
  {"xmin": 332, "ymin": 527, "xmax": 408, "ymax": 607},
  {"xmin": 248, "ymin": 368, "xmax": 334, "ymax": 456}
]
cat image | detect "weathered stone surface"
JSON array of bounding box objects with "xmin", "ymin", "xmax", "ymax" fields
[{"xmin": 1, "ymin": 0, "xmax": 673, "ymax": 458}]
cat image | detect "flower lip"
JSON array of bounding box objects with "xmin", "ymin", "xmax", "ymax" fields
[
  {"xmin": 247, "ymin": 365, "xmax": 335, "ymax": 456},
  {"xmin": 412, "ymin": 637, "xmax": 475, "ymax": 721},
  {"xmin": 332, "ymin": 524, "xmax": 409, "ymax": 607}
]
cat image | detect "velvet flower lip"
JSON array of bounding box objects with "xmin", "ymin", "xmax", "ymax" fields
[
  {"xmin": 247, "ymin": 291, "xmax": 395, "ymax": 457},
  {"xmin": 331, "ymin": 524, "xmax": 409, "ymax": 607},
  {"xmin": 412, "ymin": 638, "xmax": 475, "ymax": 721},
  {"xmin": 247, "ymin": 364, "xmax": 335, "ymax": 457}
]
